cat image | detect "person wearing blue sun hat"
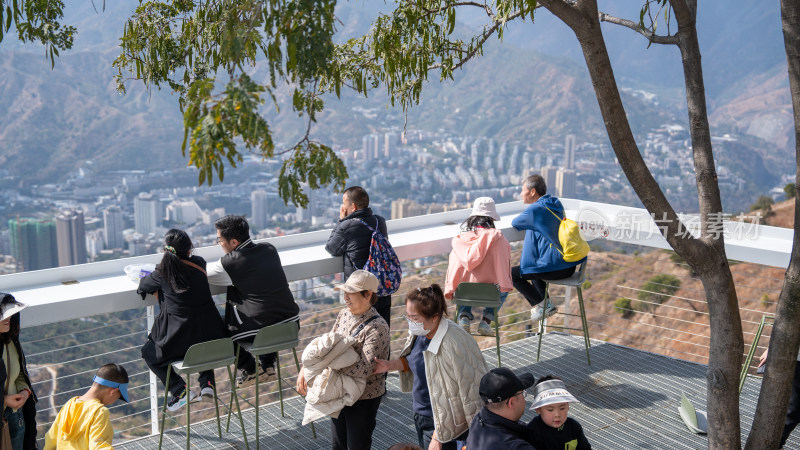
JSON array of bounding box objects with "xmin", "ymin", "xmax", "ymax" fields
[{"xmin": 44, "ymin": 363, "xmax": 129, "ymax": 449}]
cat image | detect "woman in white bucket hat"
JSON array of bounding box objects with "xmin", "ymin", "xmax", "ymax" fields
[{"xmin": 444, "ymin": 197, "xmax": 513, "ymax": 336}]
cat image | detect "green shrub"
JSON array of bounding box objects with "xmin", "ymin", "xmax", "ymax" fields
[
  {"xmin": 761, "ymin": 293, "xmax": 770, "ymax": 308},
  {"xmin": 638, "ymin": 274, "xmax": 681, "ymax": 305},
  {"xmin": 582, "ymin": 281, "xmax": 592, "ymax": 290},
  {"xmin": 614, "ymin": 297, "xmax": 633, "ymax": 318},
  {"xmin": 750, "ymin": 195, "xmax": 774, "ymax": 212}
]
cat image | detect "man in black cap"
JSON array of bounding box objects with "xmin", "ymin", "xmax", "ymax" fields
[{"xmin": 466, "ymin": 367, "xmax": 536, "ymax": 449}]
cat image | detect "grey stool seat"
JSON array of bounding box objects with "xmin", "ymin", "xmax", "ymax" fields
[
  {"xmin": 159, "ymin": 337, "xmax": 249, "ymax": 450},
  {"xmin": 452, "ymin": 282, "xmax": 504, "ymax": 367},
  {"xmin": 537, "ymin": 261, "xmax": 591, "ymax": 365},
  {"xmin": 226, "ymin": 321, "xmax": 316, "ymax": 448}
]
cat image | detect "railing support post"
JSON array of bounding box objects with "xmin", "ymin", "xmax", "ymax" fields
[
  {"xmin": 147, "ymin": 305, "xmax": 159, "ymax": 436},
  {"xmin": 564, "ymin": 286, "xmax": 572, "ymax": 331}
]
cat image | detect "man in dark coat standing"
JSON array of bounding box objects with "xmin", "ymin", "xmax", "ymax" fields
[
  {"xmin": 325, "ymin": 186, "xmax": 392, "ymax": 327},
  {"xmin": 466, "ymin": 367, "xmax": 536, "ymax": 450},
  {"xmin": 208, "ymin": 215, "xmax": 300, "ymax": 387}
]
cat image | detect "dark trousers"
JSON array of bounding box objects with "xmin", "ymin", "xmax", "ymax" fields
[
  {"xmin": 142, "ymin": 339, "xmax": 215, "ymax": 396},
  {"xmin": 511, "ymin": 265, "xmax": 576, "ymax": 307},
  {"xmin": 235, "ymin": 338, "xmax": 276, "ymax": 374},
  {"xmin": 781, "ymin": 360, "xmax": 800, "ymax": 446},
  {"xmin": 413, "ymin": 413, "xmax": 467, "ymax": 450},
  {"xmin": 331, "ymin": 396, "xmax": 383, "ymax": 450},
  {"xmin": 375, "ymin": 295, "xmax": 392, "ymax": 330}
]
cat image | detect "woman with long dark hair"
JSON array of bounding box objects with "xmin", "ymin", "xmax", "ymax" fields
[
  {"xmin": 0, "ymin": 293, "xmax": 37, "ymax": 450},
  {"xmin": 139, "ymin": 229, "xmax": 228, "ymax": 411}
]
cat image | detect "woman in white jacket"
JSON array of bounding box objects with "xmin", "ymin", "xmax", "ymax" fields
[
  {"xmin": 297, "ymin": 270, "xmax": 390, "ymax": 450},
  {"xmin": 374, "ymin": 284, "xmax": 488, "ymax": 450}
]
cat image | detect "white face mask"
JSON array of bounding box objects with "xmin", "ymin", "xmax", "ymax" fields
[{"xmin": 406, "ymin": 317, "xmax": 430, "ymax": 336}]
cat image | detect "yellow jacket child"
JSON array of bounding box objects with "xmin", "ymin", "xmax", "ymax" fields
[{"xmin": 44, "ymin": 363, "xmax": 129, "ymax": 450}]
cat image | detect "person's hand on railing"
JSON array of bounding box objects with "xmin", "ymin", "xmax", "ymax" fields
[
  {"xmin": 296, "ymin": 366, "xmax": 308, "ymax": 396},
  {"xmin": 759, "ymin": 349, "xmax": 768, "ymax": 367},
  {"xmin": 373, "ymin": 358, "xmax": 403, "ymax": 374}
]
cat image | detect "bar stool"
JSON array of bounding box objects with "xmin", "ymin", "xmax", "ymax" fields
[
  {"xmin": 226, "ymin": 321, "xmax": 316, "ymax": 448},
  {"xmin": 158, "ymin": 337, "xmax": 249, "ymax": 450},
  {"xmin": 452, "ymin": 282, "xmax": 504, "ymax": 367},
  {"xmin": 537, "ymin": 261, "xmax": 591, "ymax": 365}
]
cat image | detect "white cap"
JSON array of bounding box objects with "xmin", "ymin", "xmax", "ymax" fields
[
  {"xmin": 470, "ymin": 197, "xmax": 500, "ymax": 221},
  {"xmin": 335, "ymin": 270, "xmax": 379, "ymax": 293},
  {"xmin": 0, "ymin": 297, "xmax": 27, "ymax": 321}
]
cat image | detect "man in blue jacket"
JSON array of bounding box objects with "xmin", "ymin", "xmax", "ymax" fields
[
  {"xmin": 466, "ymin": 367, "xmax": 536, "ymax": 450},
  {"xmin": 512, "ymin": 174, "xmax": 584, "ymax": 323}
]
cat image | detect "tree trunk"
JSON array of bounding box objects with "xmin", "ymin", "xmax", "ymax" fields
[
  {"xmin": 699, "ymin": 253, "xmax": 742, "ymax": 449},
  {"xmin": 539, "ymin": 1, "xmax": 743, "ymax": 447},
  {"xmin": 745, "ymin": 1, "xmax": 800, "ymax": 448},
  {"xmin": 671, "ymin": 2, "xmax": 743, "ymax": 447}
]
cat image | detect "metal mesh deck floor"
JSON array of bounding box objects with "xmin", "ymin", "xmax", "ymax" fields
[{"xmin": 117, "ymin": 333, "xmax": 796, "ymax": 449}]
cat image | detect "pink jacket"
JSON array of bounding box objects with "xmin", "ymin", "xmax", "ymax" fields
[{"xmin": 444, "ymin": 228, "xmax": 513, "ymax": 299}]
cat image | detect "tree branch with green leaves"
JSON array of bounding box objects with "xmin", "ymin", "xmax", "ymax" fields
[
  {"xmin": 0, "ymin": 0, "xmax": 76, "ymax": 67},
  {"xmin": 113, "ymin": 0, "xmax": 345, "ymax": 206},
  {"xmin": 319, "ymin": 0, "xmax": 538, "ymax": 114}
]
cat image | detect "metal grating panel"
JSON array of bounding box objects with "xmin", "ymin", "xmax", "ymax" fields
[{"xmin": 117, "ymin": 333, "xmax": 798, "ymax": 449}]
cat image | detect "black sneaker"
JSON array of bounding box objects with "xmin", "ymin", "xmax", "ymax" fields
[{"xmin": 236, "ymin": 368, "xmax": 257, "ymax": 388}]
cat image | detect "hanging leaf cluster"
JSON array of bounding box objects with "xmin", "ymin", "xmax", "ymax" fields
[
  {"xmin": 278, "ymin": 142, "xmax": 348, "ymax": 207},
  {"xmin": 0, "ymin": 0, "xmax": 76, "ymax": 67},
  {"xmin": 113, "ymin": 0, "xmax": 340, "ymax": 205}
]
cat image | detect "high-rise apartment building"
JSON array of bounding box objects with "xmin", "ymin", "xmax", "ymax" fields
[
  {"xmin": 251, "ymin": 190, "xmax": 268, "ymax": 230},
  {"xmin": 540, "ymin": 166, "xmax": 559, "ymax": 194},
  {"xmin": 555, "ymin": 169, "xmax": 577, "ymax": 199},
  {"xmin": 165, "ymin": 200, "xmax": 202, "ymax": 225},
  {"xmin": 564, "ymin": 134, "xmax": 576, "ymax": 170},
  {"xmin": 361, "ymin": 134, "xmax": 380, "ymax": 160},
  {"xmin": 8, "ymin": 217, "xmax": 58, "ymax": 271},
  {"xmin": 56, "ymin": 209, "xmax": 88, "ymax": 266},
  {"xmin": 384, "ymin": 132, "xmax": 398, "ymax": 158},
  {"xmin": 134, "ymin": 193, "xmax": 160, "ymax": 235},
  {"xmin": 103, "ymin": 206, "xmax": 125, "ymax": 250}
]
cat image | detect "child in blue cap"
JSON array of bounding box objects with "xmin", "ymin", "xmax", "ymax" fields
[{"xmin": 44, "ymin": 363, "xmax": 129, "ymax": 449}]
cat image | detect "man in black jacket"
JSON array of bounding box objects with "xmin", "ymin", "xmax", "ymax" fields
[
  {"xmin": 207, "ymin": 215, "xmax": 300, "ymax": 387},
  {"xmin": 325, "ymin": 186, "xmax": 392, "ymax": 327},
  {"xmin": 466, "ymin": 367, "xmax": 536, "ymax": 450}
]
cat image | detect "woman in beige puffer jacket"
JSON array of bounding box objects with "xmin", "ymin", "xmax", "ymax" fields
[{"xmin": 374, "ymin": 284, "xmax": 488, "ymax": 450}]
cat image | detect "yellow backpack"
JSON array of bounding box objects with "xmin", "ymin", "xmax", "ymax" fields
[{"xmin": 544, "ymin": 206, "xmax": 590, "ymax": 262}]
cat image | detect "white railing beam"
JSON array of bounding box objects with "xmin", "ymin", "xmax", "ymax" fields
[{"xmin": 4, "ymin": 199, "xmax": 792, "ymax": 328}]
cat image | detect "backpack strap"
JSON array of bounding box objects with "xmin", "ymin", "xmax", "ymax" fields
[
  {"xmin": 351, "ymin": 315, "xmax": 380, "ymax": 338},
  {"xmin": 542, "ymin": 206, "xmax": 565, "ymax": 255},
  {"xmin": 356, "ymin": 218, "xmax": 378, "ymax": 233},
  {"xmin": 544, "ymin": 206, "xmax": 565, "ymax": 221}
]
